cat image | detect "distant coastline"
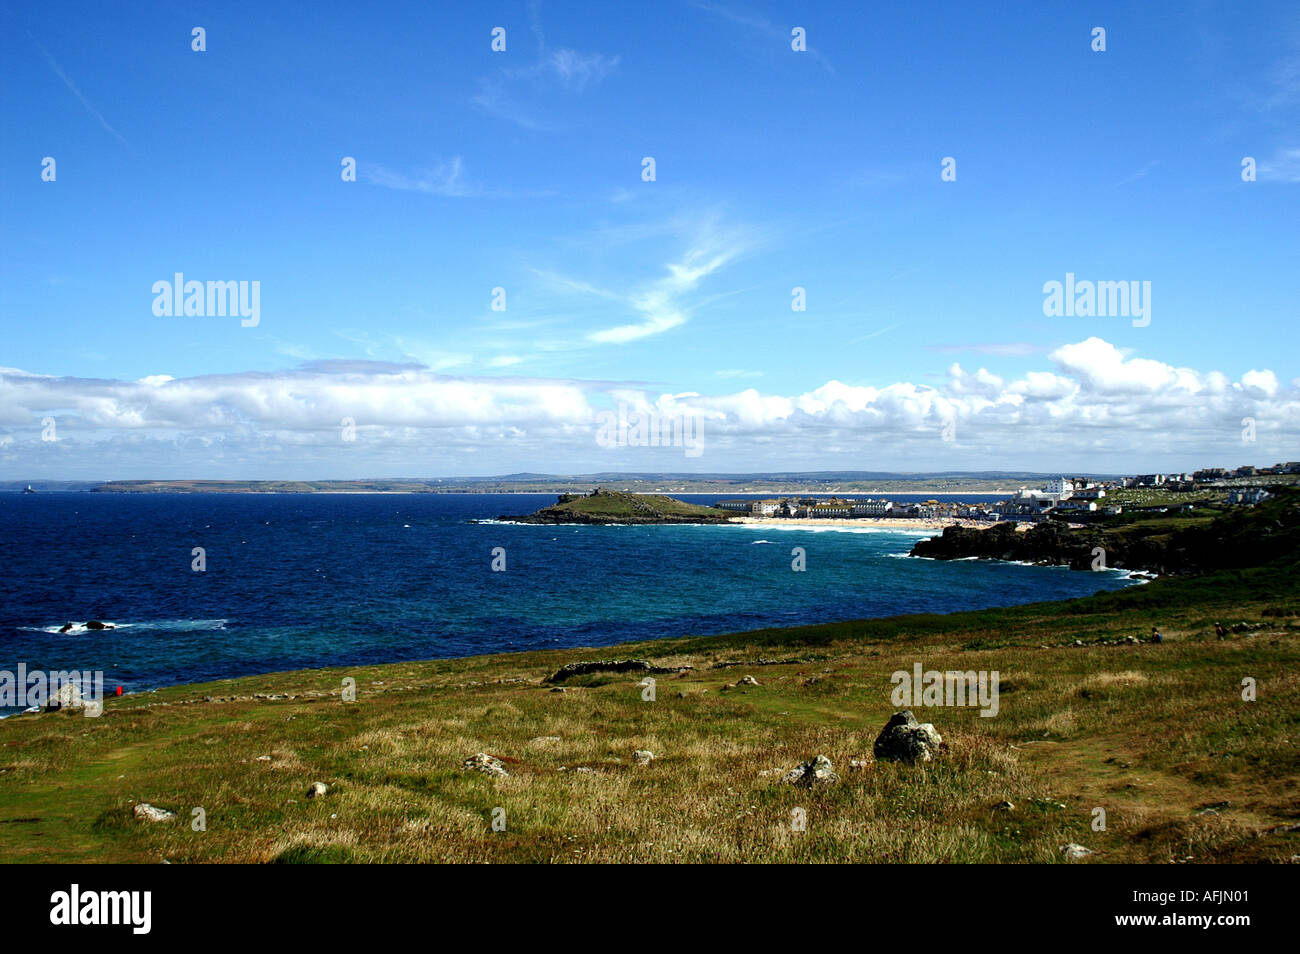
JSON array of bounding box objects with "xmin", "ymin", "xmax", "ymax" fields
[{"xmin": 25, "ymin": 478, "xmax": 1029, "ymax": 495}]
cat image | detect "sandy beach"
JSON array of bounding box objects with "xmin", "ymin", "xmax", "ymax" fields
[{"xmin": 731, "ymin": 516, "xmax": 997, "ymax": 532}]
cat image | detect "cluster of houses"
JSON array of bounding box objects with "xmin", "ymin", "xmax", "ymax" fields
[
  {"xmin": 1127, "ymin": 462, "xmax": 1300, "ymax": 489},
  {"xmin": 715, "ymin": 497, "xmax": 926, "ymax": 518},
  {"xmin": 715, "ymin": 462, "xmax": 1289, "ymax": 524},
  {"xmin": 993, "ymin": 469, "xmax": 1282, "ymax": 522},
  {"xmin": 992, "ymin": 479, "xmax": 1108, "ymax": 520}
]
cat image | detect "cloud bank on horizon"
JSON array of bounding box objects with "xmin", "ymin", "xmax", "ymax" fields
[{"xmin": 2, "ymin": 337, "xmax": 1295, "ymax": 479}]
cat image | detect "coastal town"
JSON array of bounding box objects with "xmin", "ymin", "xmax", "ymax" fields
[{"xmin": 714, "ymin": 461, "xmax": 1300, "ymax": 525}]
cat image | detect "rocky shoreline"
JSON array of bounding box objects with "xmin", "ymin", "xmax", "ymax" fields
[
  {"xmin": 911, "ymin": 522, "xmax": 1110, "ymax": 570},
  {"xmin": 909, "ymin": 492, "xmax": 1299, "ymax": 576}
]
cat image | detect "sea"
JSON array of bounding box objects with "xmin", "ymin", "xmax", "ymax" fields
[{"xmin": 0, "ymin": 492, "xmax": 1138, "ymax": 707}]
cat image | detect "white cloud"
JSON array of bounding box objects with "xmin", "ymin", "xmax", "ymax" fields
[
  {"xmin": 1050, "ymin": 338, "xmax": 1197, "ymax": 394},
  {"xmin": 1241, "ymin": 368, "xmax": 1279, "ymax": 397}
]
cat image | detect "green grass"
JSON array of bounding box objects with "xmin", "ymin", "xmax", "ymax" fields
[
  {"xmin": 516, "ymin": 488, "xmax": 728, "ymax": 522},
  {"xmin": 2, "ymin": 558, "xmax": 1298, "ymax": 864},
  {"xmin": 1106, "ymin": 488, "xmax": 1226, "ymax": 509}
]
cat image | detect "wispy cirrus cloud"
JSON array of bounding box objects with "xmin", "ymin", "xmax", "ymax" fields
[
  {"xmin": 1257, "ymin": 147, "xmax": 1300, "ymax": 182},
  {"xmin": 543, "ymin": 48, "xmax": 620, "ymax": 91},
  {"xmin": 691, "ymin": 1, "xmax": 833, "ymax": 73},
  {"xmin": 361, "ymin": 156, "xmax": 553, "ymax": 199},
  {"xmin": 1262, "ymin": 27, "xmax": 1300, "ymax": 112},
  {"xmin": 472, "ymin": 5, "xmax": 620, "ymax": 129},
  {"xmin": 580, "ymin": 224, "xmax": 754, "ymax": 345},
  {"xmin": 850, "ymin": 324, "xmax": 900, "ymax": 344},
  {"xmin": 1116, "ymin": 159, "xmax": 1162, "ymax": 186},
  {"xmin": 28, "ymin": 32, "xmax": 131, "ymax": 148},
  {"xmin": 363, "ymin": 156, "xmax": 473, "ymax": 196}
]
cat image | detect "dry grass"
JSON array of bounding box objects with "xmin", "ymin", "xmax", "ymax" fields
[{"xmin": 2, "ymin": 570, "xmax": 1299, "ymax": 863}]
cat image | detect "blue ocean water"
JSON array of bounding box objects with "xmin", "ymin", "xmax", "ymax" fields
[{"xmin": 0, "ymin": 493, "xmax": 1135, "ymax": 698}]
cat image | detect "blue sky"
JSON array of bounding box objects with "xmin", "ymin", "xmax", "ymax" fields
[{"xmin": 2, "ymin": 0, "xmax": 1298, "ymax": 478}]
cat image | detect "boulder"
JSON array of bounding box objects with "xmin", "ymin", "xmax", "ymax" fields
[
  {"xmin": 737, "ymin": 675, "xmax": 759, "ymax": 686},
  {"xmin": 545, "ymin": 659, "xmax": 661, "ymax": 684},
  {"xmin": 632, "ymin": 750, "xmax": 654, "ymax": 765},
  {"xmin": 782, "ymin": 754, "xmax": 840, "ymax": 787},
  {"xmin": 85, "ymin": 620, "xmax": 113, "ymax": 631},
  {"xmin": 51, "ymin": 682, "xmax": 84, "ymax": 710},
  {"xmin": 463, "ymin": 753, "xmax": 509, "ymax": 777},
  {"xmin": 306, "ymin": 781, "xmax": 329, "ymax": 798},
  {"xmin": 873, "ymin": 710, "xmax": 943, "ymax": 764},
  {"xmin": 1060, "ymin": 843, "xmax": 1094, "ymax": 861},
  {"xmin": 133, "ymin": 803, "xmax": 175, "ymax": 822}
]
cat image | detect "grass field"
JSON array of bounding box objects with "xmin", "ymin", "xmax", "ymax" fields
[
  {"xmin": 2, "ymin": 560, "xmax": 1297, "ymax": 864},
  {"xmin": 509, "ymin": 487, "xmax": 729, "ymax": 522}
]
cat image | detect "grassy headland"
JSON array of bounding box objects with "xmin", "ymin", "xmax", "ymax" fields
[
  {"xmin": 501, "ymin": 487, "xmax": 732, "ymax": 524},
  {"xmin": 1, "ymin": 547, "xmax": 1297, "ymax": 863}
]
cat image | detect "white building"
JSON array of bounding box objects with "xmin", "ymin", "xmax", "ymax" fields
[
  {"xmin": 1228, "ymin": 488, "xmax": 1271, "ymax": 505},
  {"xmin": 1041, "ymin": 477, "xmax": 1074, "ymax": 498}
]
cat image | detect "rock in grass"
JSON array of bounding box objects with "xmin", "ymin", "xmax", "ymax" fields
[
  {"xmin": 52, "ymin": 682, "xmax": 84, "ymax": 709},
  {"xmin": 463, "ymin": 753, "xmax": 509, "ymax": 777},
  {"xmin": 737, "ymin": 675, "xmax": 759, "ymax": 686},
  {"xmin": 1060, "ymin": 843, "xmax": 1094, "ymax": 861},
  {"xmin": 782, "ymin": 754, "xmax": 840, "ymax": 787},
  {"xmin": 133, "ymin": 803, "xmax": 176, "ymax": 822},
  {"xmin": 306, "ymin": 781, "xmax": 329, "ymax": 798},
  {"xmin": 632, "ymin": 750, "xmax": 654, "ymax": 765},
  {"xmin": 545, "ymin": 659, "xmax": 655, "ymax": 684},
  {"xmin": 873, "ymin": 710, "xmax": 943, "ymax": 764}
]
